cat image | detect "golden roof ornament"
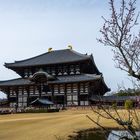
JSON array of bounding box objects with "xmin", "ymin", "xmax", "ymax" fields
[
  {"xmin": 48, "ymin": 48, "xmax": 52, "ymax": 52},
  {"xmin": 68, "ymin": 45, "xmax": 72, "ymax": 50}
]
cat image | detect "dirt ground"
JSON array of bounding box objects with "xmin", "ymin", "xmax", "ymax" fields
[{"xmin": 0, "ymin": 108, "xmax": 117, "ymax": 140}]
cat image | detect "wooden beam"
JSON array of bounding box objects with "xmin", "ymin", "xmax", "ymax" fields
[{"xmin": 78, "ymin": 83, "xmax": 80, "ymax": 106}]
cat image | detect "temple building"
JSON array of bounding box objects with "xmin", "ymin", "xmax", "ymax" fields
[{"xmin": 0, "ymin": 48, "xmax": 110, "ymax": 107}]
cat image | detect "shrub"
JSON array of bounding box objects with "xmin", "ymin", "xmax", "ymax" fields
[
  {"xmin": 25, "ymin": 108, "xmax": 59, "ymax": 113},
  {"xmin": 125, "ymin": 100, "xmax": 133, "ymax": 109}
]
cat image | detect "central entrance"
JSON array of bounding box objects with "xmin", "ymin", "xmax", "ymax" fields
[{"xmin": 30, "ymin": 70, "xmax": 55, "ymax": 103}]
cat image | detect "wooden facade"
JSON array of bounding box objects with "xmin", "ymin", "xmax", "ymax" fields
[{"xmin": 0, "ymin": 49, "xmax": 110, "ymax": 107}]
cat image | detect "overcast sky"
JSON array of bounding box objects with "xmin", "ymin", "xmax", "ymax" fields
[{"xmin": 0, "ymin": 0, "xmax": 140, "ymax": 98}]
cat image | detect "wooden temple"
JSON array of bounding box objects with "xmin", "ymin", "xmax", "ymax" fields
[{"xmin": 0, "ymin": 48, "xmax": 110, "ymax": 107}]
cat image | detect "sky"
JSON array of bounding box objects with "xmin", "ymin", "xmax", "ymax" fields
[{"xmin": 0, "ymin": 0, "xmax": 140, "ymax": 98}]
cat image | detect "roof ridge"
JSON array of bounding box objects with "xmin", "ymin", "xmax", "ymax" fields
[
  {"xmin": 5, "ymin": 49, "xmax": 67, "ymax": 66},
  {"xmin": 14, "ymin": 49, "xmax": 89, "ymax": 63},
  {"xmin": 6, "ymin": 51, "xmax": 50, "ymax": 65},
  {"xmin": 5, "ymin": 49, "xmax": 91, "ymax": 67}
]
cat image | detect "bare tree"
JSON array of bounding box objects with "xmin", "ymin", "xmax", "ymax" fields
[
  {"xmin": 98, "ymin": 0, "xmax": 140, "ymax": 81},
  {"xmin": 85, "ymin": 1, "xmax": 140, "ymax": 139},
  {"xmin": 87, "ymin": 101, "xmax": 140, "ymax": 140}
]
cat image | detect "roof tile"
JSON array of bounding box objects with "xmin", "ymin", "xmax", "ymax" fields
[{"xmin": 5, "ymin": 49, "xmax": 90, "ymax": 67}]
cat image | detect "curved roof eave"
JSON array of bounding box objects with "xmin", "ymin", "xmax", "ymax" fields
[
  {"xmin": 100, "ymin": 77, "xmax": 111, "ymax": 92},
  {"xmin": 89, "ymin": 54, "xmax": 101, "ymax": 75},
  {"xmin": 0, "ymin": 74, "xmax": 102, "ymax": 87},
  {"xmin": 4, "ymin": 49, "xmax": 91, "ymax": 68},
  {"xmin": 5, "ymin": 59, "xmax": 90, "ymax": 68}
]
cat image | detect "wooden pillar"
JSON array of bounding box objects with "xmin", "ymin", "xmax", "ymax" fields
[
  {"xmin": 58, "ymin": 84, "xmax": 60, "ymax": 94},
  {"xmin": 61, "ymin": 65, "xmax": 63, "ymax": 75},
  {"xmin": 64, "ymin": 84, "xmax": 67, "ymax": 107},
  {"xmin": 78, "ymin": 83, "xmax": 80, "ymax": 106},
  {"xmin": 39, "ymin": 84, "xmax": 42, "ymax": 98},
  {"xmin": 55, "ymin": 66, "xmax": 57, "ymax": 76},
  {"xmin": 6, "ymin": 87, "xmax": 10, "ymax": 107},
  {"xmin": 83, "ymin": 83, "xmax": 85, "ymax": 93},
  {"xmin": 68, "ymin": 65, "xmax": 70, "ymax": 75},
  {"xmin": 71, "ymin": 84, "xmax": 73, "ymax": 93},
  {"xmin": 88, "ymin": 82, "xmax": 91, "ymax": 105},
  {"xmin": 51, "ymin": 85, "xmax": 54, "ymax": 103},
  {"xmin": 26, "ymin": 86, "xmax": 30, "ymax": 107},
  {"xmin": 16, "ymin": 87, "xmax": 18, "ymax": 106},
  {"xmin": 79, "ymin": 63, "xmax": 82, "ymax": 74},
  {"xmin": 37, "ymin": 83, "xmax": 41, "ymax": 98},
  {"xmin": 33, "ymin": 85, "xmax": 35, "ymax": 96},
  {"xmin": 52, "ymin": 85, "xmax": 56, "ymax": 105},
  {"xmin": 74, "ymin": 65, "xmax": 76, "ymax": 75}
]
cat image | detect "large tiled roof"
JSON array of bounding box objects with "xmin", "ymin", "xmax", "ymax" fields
[
  {"xmin": 0, "ymin": 74, "xmax": 101, "ymax": 86},
  {"xmin": 5, "ymin": 49, "xmax": 90, "ymax": 68}
]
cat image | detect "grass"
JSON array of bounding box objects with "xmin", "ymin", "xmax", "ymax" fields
[{"xmin": 0, "ymin": 108, "xmax": 119, "ymax": 140}]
